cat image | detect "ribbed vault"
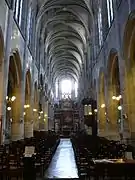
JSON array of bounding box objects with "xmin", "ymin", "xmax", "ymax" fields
[{"xmin": 36, "ymin": 0, "xmax": 93, "ymax": 84}]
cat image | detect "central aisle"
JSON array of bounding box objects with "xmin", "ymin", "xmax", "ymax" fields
[{"xmin": 45, "ymin": 138, "xmax": 79, "ymax": 179}]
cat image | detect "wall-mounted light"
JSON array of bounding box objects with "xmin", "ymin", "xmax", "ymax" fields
[
  {"xmin": 101, "ymin": 104, "xmax": 105, "ymax": 108},
  {"xmin": 118, "ymin": 106, "xmax": 122, "ymax": 110},
  {"xmin": 116, "ymin": 97, "xmax": 120, "ymax": 101},
  {"xmin": 23, "ymin": 112, "xmax": 26, "ymax": 116},
  {"xmin": 44, "ymin": 114, "xmax": 47, "ymax": 117},
  {"xmin": 89, "ymin": 112, "xmax": 92, "ymax": 115},
  {"xmin": 112, "ymin": 96, "xmax": 116, "ymax": 100},
  {"xmin": 112, "ymin": 95, "xmax": 122, "ymax": 101},
  {"xmin": 24, "ymin": 104, "xmax": 30, "ymax": 108},
  {"xmin": 40, "ymin": 111, "xmax": 43, "ymax": 114},
  {"xmin": 33, "ymin": 109, "xmax": 37, "ymax": 112},
  {"xmin": 94, "ymin": 109, "xmax": 97, "ymax": 113},
  {"xmin": 11, "ymin": 96, "xmax": 16, "ymax": 102},
  {"xmin": 7, "ymin": 107, "xmax": 11, "ymax": 111},
  {"xmin": 44, "ymin": 119, "xmax": 46, "ymax": 122},
  {"xmin": 6, "ymin": 96, "xmax": 16, "ymax": 102},
  {"xmin": 118, "ymin": 95, "xmax": 122, "ymax": 99},
  {"xmin": 39, "ymin": 116, "xmax": 41, "ymax": 119}
]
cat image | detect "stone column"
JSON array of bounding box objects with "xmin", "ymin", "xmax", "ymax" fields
[
  {"xmin": 44, "ymin": 101, "xmax": 48, "ymax": 131},
  {"xmin": 33, "ymin": 110, "xmax": 39, "ymax": 131},
  {"xmin": 24, "ymin": 121, "xmax": 33, "ymax": 138},
  {"xmin": 106, "ymin": 88, "xmax": 120, "ymax": 140},
  {"xmin": 11, "ymin": 87, "xmax": 24, "ymax": 141},
  {"xmin": 24, "ymin": 105, "xmax": 33, "ymax": 138},
  {"xmin": 2, "ymin": 9, "xmax": 14, "ymax": 143},
  {"xmin": 11, "ymin": 121, "xmax": 23, "ymax": 141}
]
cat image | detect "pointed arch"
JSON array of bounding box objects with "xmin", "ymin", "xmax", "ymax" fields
[{"xmin": 0, "ymin": 27, "xmax": 4, "ymax": 65}]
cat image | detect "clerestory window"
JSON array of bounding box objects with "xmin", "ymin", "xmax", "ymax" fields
[{"xmin": 107, "ymin": 0, "xmax": 114, "ymax": 27}]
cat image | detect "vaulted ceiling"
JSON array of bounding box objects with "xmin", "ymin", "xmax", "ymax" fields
[{"xmin": 36, "ymin": 0, "xmax": 93, "ymax": 83}]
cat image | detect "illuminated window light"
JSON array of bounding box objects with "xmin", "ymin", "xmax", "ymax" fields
[
  {"xmin": 40, "ymin": 111, "xmax": 43, "ymax": 114},
  {"xmin": 23, "ymin": 112, "xmax": 26, "ymax": 116},
  {"xmin": 39, "ymin": 116, "xmax": 41, "ymax": 119},
  {"xmin": 6, "ymin": 96, "xmax": 8, "ymax": 100},
  {"xmin": 94, "ymin": 109, "xmax": 98, "ymax": 113}
]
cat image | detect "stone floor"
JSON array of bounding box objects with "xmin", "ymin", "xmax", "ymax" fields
[{"xmin": 44, "ymin": 138, "xmax": 79, "ymax": 179}]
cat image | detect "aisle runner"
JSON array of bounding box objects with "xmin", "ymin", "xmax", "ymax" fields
[{"xmin": 45, "ymin": 138, "xmax": 78, "ymax": 179}]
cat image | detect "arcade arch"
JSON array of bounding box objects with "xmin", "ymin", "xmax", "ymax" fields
[
  {"xmin": 107, "ymin": 50, "xmax": 120, "ymax": 139},
  {"xmin": 33, "ymin": 82, "xmax": 39, "ymax": 131},
  {"xmin": 6, "ymin": 50, "xmax": 22, "ymax": 141},
  {"xmin": 123, "ymin": 13, "xmax": 135, "ymax": 136}
]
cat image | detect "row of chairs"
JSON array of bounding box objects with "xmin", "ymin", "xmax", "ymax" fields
[
  {"xmin": 72, "ymin": 134, "xmax": 135, "ymax": 179},
  {"xmin": 0, "ymin": 131, "xmax": 60, "ymax": 180}
]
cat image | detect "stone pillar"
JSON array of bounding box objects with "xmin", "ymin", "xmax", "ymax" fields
[
  {"xmin": 11, "ymin": 87, "xmax": 24, "ymax": 141},
  {"xmin": 24, "ymin": 105, "xmax": 33, "ymax": 138},
  {"xmin": 106, "ymin": 88, "xmax": 120, "ymax": 140},
  {"xmin": 44, "ymin": 101, "xmax": 48, "ymax": 131},
  {"xmin": 11, "ymin": 121, "xmax": 23, "ymax": 141},
  {"xmin": 2, "ymin": 9, "xmax": 14, "ymax": 144},
  {"xmin": 24, "ymin": 121, "xmax": 33, "ymax": 138},
  {"xmin": 33, "ymin": 110, "xmax": 39, "ymax": 131}
]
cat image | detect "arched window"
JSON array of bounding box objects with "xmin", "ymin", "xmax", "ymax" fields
[
  {"xmin": 107, "ymin": 0, "xmax": 114, "ymax": 27},
  {"xmin": 27, "ymin": 7, "xmax": 32, "ymax": 43},
  {"xmin": 61, "ymin": 79, "xmax": 72, "ymax": 98},
  {"xmin": 98, "ymin": 7, "xmax": 103, "ymax": 46}
]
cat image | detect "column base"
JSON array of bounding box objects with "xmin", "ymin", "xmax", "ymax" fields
[
  {"xmin": 11, "ymin": 122, "xmax": 24, "ymax": 141},
  {"xmin": 24, "ymin": 121, "xmax": 33, "ymax": 138}
]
